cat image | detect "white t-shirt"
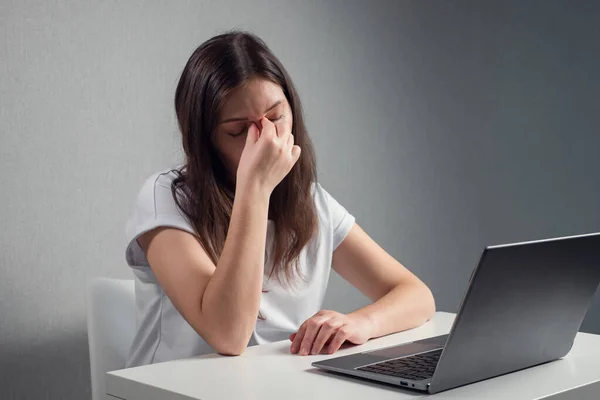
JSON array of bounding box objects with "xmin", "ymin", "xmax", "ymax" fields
[{"xmin": 124, "ymin": 169, "xmax": 355, "ymax": 368}]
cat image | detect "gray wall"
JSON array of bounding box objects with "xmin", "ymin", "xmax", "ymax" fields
[{"xmin": 1, "ymin": 0, "xmax": 599, "ymax": 399}]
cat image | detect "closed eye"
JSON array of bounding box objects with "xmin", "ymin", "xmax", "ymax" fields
[
  {"xmin": 228, "ymin": 126, "xmax": 248, "ymax": 137},
  {"xmin": 227, "ymin": 115, "xmax": 284, "ymax": 137}
]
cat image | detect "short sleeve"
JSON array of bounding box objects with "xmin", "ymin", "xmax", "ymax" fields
[
  {"xmin": 314, "ymin": 183, "xmax": 356, "ymax": 250},
  {"xmin": 125, "ymin": 171, "xmax": 196, "ymax": 268}
]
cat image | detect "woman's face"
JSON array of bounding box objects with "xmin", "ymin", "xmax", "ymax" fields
[{"xmin": 213, "ymin": 78, "xmax": 293, "ymax": 178}]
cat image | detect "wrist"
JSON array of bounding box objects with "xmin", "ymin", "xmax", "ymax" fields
[
  {"xmin": 350, "ymin": 310, "xmax": 379, "ymax": 340},
  {"xmin": 234, "ymin": 180, "xmax": 271, "ymax": 209}
]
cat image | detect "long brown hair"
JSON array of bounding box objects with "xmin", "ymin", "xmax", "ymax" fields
[{"xmin": 172, "ymin": 31, "xmax": 317, "ymax": 286}]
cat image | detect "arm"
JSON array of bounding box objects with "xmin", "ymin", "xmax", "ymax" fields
[
  {"xmin": 334, "ymin": 224, "xmax": 436, "ymax": 338},
  {"xmin": 139, "ymin": 184, "xmax": 270, "ymax": 356},
  {"xmin": 140, "ymin": 118, "xmax": 300, "ymax": 356},
  {"xmin": 290, "ymin": 224, "xmax": 435, "ymax": 355}
]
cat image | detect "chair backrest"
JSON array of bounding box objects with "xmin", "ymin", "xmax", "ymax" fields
[{"xmin": 87, "ymin": 277, "xmax": 136, "ymax": 400}]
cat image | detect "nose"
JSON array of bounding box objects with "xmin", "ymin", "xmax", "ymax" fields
[{"xmin": 249, "ymin": 118, "xmax": 265, "ymax": 131}]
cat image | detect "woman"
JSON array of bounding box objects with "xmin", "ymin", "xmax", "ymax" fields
[{"xmin": 125, "ymin": 31, "xmax": 435, "ymax": 368}]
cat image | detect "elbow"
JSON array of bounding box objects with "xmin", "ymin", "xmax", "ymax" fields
[
  {"xmin": 194, "ymin": 312, "xmax": 253, "ymax": 356},
  {"xmin": 213, "ymin": 340, "xmax": 248, "ymax": 356},
  {"xmin": 216, "ymin": 348, "xmax": 246, "ymax": 357},
  {"xmin": 209, "ymin": 332, "xmax": 250, "ymax": 357}
]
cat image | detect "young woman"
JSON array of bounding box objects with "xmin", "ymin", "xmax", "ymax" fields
[{"xmin": 125, "ymin": 31, "xmax": 435, "ymax": 368}]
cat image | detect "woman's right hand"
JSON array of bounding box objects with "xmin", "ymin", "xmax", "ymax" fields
[{"xmin": 236, "ymin": 117, "xmax": 301, "ymax": 196}]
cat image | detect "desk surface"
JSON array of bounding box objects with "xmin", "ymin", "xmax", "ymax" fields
[{"xmin": 107, "ymin": 312, "xmax": 600, "ymax": 400}]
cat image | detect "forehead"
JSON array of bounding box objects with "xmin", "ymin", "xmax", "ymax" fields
[{"xmin": 219, "ymin": 78, "xmax": 286, "ymax": 118}]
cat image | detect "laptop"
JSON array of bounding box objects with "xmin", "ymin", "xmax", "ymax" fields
[{"xmin": 313, "ymin": 232, "xmax": 600, "ymax": 394}]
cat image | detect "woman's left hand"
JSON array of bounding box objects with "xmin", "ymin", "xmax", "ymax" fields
[{"xmin": 289, "ymin": 310, "xmax": 374, "ymax": 355}]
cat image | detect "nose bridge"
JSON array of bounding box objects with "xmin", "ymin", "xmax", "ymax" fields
[{"xmin": 247, "ymin": 117, "xmax": 263, "ymax": 130}]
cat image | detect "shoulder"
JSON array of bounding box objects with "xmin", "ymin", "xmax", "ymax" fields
[
  {"xmin": 311, "ymin": 182, "xmax": 347, "ymax": 217},
  {"xmin": 132, "ymin": 168, "xmax": 186, "ymax": 214},
  {"xmin": 311, "ymin": 182, "xmax": 355, "ymax": 226},
  {"xmin": 125, "ymin": 167, "xmax": 193, "ymax": 266},
  {"xmin": 311, "ymin": 182, "xmax": 329, "ymax": 212},
  {"xmin": 311, "ymin": 182, "xmax": 356, "ymax": 249},
  {"xmin": 136, "ymin": 168, "xmax": 181, "ymax": 202},
  {"xmin": 126, "ymin": 167, "xmax": 188, "ymax": 234}
]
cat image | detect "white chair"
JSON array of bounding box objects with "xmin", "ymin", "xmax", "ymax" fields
[{"xmin": 87, "ymin": 277, "xmax": 136, "ymax": 400}]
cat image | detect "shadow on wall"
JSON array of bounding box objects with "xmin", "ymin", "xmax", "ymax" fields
[{"xmin": 0, "ymin": 329, "xmax": 91, "ymax": 400}]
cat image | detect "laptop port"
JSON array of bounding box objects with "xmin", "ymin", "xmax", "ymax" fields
[{"xmin": 400, "ymin": 381, "xmax": 408, "ymax": 386}]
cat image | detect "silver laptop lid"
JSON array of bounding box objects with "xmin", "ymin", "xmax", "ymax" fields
[{"xmin": 429, "ymin": 232, "xmax": 600, "ymax": 394}]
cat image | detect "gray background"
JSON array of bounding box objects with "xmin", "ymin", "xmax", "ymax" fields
[{"xmin": 1, "ymin": 0, "xmax": 599, "ymax": 398}]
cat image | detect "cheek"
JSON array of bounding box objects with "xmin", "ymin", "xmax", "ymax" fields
[
  {"xmin": 215, "ymin": 135, "xmax": 246, "ymax": 168},
  {"xmin": 231, "ymin": 138, "xmax": 246, "ymax": 163}
]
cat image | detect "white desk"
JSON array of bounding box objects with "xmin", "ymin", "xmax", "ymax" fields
[{"xmin": 106, "ymin": 312, "xmax": 600, "ymax": 400}]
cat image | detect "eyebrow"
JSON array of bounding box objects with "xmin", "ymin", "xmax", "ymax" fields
[{"xmin": 219, "ymin": 100, "xmax": 283, "ymax": 124}]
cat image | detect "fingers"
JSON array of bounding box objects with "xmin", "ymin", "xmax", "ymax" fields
[
  {"xmin": 286, "ymin": 132, "xmax": 294, "ymax": 147},
  {"xmin": 259, "ymin": 117, "xmax": 277, "ymax": 139},
  {"xmin": 291, "ymin": 311, "xmax": 320, "ymax": 353},
  {"xmin": 291, "ymin": 145, "xmax": 301, "ymax": 163},
  {"xmin": 292, "ymin": 314, "xmax": 330, "ymax": 355},
  {"xmin": 327, "ymin": 325, "xmax": 351, "ymax": 354},
  {"xmin": 311, "ymin": 318, "xmax": 343, "ymax": 355},
  {"xmin": 264, "ymin": 116, "xmax": 294, "ymax": 148},
  {"xmin": 258, "ymin": 117, "xmax": 299, "ymax": 163},
  {"xmin": 299, "ymin": 316, "xmax": 329, "ymax": 356},
  {"xmin": 274, "ymin": 117, "xmax": 292, "ymax": 139},
  {"xmin": 290, "ymin": 323, "xmax": 307, "ymax": 354},
  {"xmin": 245, "ymin": 123, "xmax": 260, "ymax": 145},
  {"xmin": 282, "ymin": 133, "xmax": 295, "ymax": 156},
  {"xmin": 292, "ymin": 311, "xmax": 339, "ymax": 355}
]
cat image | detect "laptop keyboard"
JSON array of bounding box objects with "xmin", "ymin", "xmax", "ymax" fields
[{"xmin": 356, "ymin": 349, "xmax": 442, "ymax": 381}]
